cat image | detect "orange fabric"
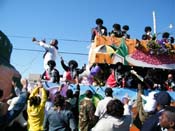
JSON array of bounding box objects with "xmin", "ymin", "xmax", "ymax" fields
[
  {"xmin": 89, "ymin": 36, "xmax": 175, "ymax": 65},
  {"xmin": 95, "ymin": 53, "xmax": 113, "ymax": 64},
  {"xmin": 130, "ymin": 125, "xmax": 140, "ymax": 131},
  {"xmin": 125, "ymin": 39, "xmax": 137, "ymax": 54},
  {"xmin": 94, "ymin": 36, "xmax": 110, "ymax": 47}
]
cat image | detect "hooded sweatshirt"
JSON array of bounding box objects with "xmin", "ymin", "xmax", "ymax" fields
[{"xmin": 27, "ymin": 87, "xmax": 47, "ymax": 131}]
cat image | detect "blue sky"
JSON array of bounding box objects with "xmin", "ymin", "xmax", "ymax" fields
[{"xmin": 0, "ymin": 0, "xmax": 175, "ymax": 78}]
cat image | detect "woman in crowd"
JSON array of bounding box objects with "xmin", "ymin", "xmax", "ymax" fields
[
  {"xmin": 43, "ymin": 94, "xmax": 78, "ymax": 131},
  {"xmin": 27, "ymin": 81, "xmax": 47, "ymax": 131},
  {"xmin": 92, "ymin": 99, "xmax": 131, "ymax": 131}
]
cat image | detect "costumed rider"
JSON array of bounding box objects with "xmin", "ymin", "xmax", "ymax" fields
[
  {"xmin": 142, "ymin": 26, "xmax": 153, "ymax": 40},
  {"xmin": 89, "ymin": 63, "xmax": 110, "ymax": 86},
  {"xmin": 157, "ymin": 32, "xmax": 172, "ymax": 54},
  {"xmin": 91, "ymin": 18, "xmax": 107, "ymax": 41},
  {"xmin": 106, "ymin": 62, "xmax": 125, "ymax": 88},
  {"xmin": 60, "ymin": 57, "xmax": 86, "ymax": 84},
  {"xmin": 42, "ymin": 60, "xmax": 60, "ymax": 84},
  {"xmin": 109, "ymin": 23, "xmax": 123, "ymax": 38},
  {"xmin": 32, "ymin": 37, "xmax": 58, "ymax": 71},
  {"xmin": 122, "ymin": 25, "xmax": 130, "ymax": 39}
]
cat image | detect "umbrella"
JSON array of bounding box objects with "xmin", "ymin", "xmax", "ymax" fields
[{"xmin": 94, "ymin": 45, "xmax": 116, "ymax": 54}]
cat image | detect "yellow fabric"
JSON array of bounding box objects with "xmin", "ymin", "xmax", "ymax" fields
[{"xmin": 27, "ymin": 87, "xmax": 47, "ymax": 131}]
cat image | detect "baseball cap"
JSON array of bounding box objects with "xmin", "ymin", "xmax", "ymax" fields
[
  {"xmin": 105, "ymin": 88, "xmax": 113, "ymax": 96},
  {"xmin": 155, "ymin": 91, "xmax": 171, "ymax": 106}
]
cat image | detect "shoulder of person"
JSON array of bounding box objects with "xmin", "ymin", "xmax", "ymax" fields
[{"xmin": 62, "ymin": 110, "xmax": 73, "ymax": 118}]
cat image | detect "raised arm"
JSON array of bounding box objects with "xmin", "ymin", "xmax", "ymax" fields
[
  {"xmin": 32, "ymin": 37, "xmax": 55, "ymax": 52},
  {"xmin": 60, "ymin": 57, "xmax": 70, "ymax": 71},
  {"xmin": 29, "ymin": 86, "xmax": 39, "ymax": 98},
  {"xmin": 40, "ymin": 87, "xmax": 47, "ymax": 107}
]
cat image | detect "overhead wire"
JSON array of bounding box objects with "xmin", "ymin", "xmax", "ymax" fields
[
  {"xmin": 13, "ymin": 48, "xmax": 88, "ymax": 56},
  {"xmin": 8, "ymin": 35, "xmax": 91, "ymax": 43},
  {"xmin": 9, "ymin": 34, "xmax": 90, "ymax": 56}
]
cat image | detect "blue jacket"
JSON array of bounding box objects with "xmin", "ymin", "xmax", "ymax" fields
[
  {"xmin": 0, "ymin": 92, "xmax": 27, "ymax": 131},
  {"xmin": 43, "ymin": 108, "xmax": 77, "ymax": 131},
  {"xmin": 141, "ymin": 110, "xmax": 162, "ymax": 131}
]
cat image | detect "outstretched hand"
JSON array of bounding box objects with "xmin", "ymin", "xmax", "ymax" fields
[
  {"xmin": 32, "ymin": 37, "xmax": 37, "ymax": 42},
  {"xmin": 82, "ymin": 64, "xmax": 86, "ymax": 70},
  {"xmin": 60, "ymin": 57, "xmax": 63, "ymax": 61}
]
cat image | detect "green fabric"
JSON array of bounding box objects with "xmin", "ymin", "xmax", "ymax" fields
[
  {"xmin": 116, "ymin": 38, "xmax": 129, "ymax": 65},
  {"xmin": 79, "ymin": 93, "xmax": 103, "ymax": 107}
]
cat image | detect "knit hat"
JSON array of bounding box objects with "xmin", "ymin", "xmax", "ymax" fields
[{"xmin": 155, "ymin": 91, "xmax": 171, "ymax": 106}]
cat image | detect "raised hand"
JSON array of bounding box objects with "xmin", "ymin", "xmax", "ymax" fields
[
  {"xmin": 32, "ymin": 37, "xmax": 37, "ymax": 42},
  {"xmin": 130, "ymin": 70, "xmax": 144, "ymax": 82}
]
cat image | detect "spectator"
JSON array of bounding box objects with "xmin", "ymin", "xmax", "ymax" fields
[
  {"xmin": 141, "ymin": 91, "xmax": 172, "ymax": 131},
  {"xmin": 45, "ymin": 90, "xmax": 53, "ymax": 113},
  {"xmin": 43, "ymin": 94, "xmax": 78, "ymax": 131},
  {"xmin": 122, "ymin": 94, "xmax": 132, "ymax": 115},
  {"xmin": 133, "ymin": 83, "xmax": 157, "ymax": 130},
  {"xmin": 91, "ymin": 18, "xmax": 107, "ymax": 41},
  {"xmin": 92, "ymin": 99, "xmax": 131, "ymax": 131},
  {"xmin": 20, "ymin": 78, "xmax": 29, "ymax": 92},
  {"xmin": 27, "ymin": 81, "xmax": 47, "ymax": 131},
  {"xmin": 140, "ymin": 91, "xmax": 157, "ymax": 113},
  {"xmin": 0, "ymin": 88, "xmax": 27, "ymax": 131},
  {"xmin": 95, "ymin": 88, "xmax": 113, "ymax": 120},
  {"xmin": 65, "ymin": 84, "xmax": 80, "ymax": 125},
  {"xmin": 79, "ymin": 90, "xmax": 96, "ymax": 131},
  {"xmin": 159, "ymin": 106, "xmax": 175, "ymax": 131},
  {"xmin": 32, "ymin": 37, "xmax": 58, "ymax": 70},
  {"xmin": 4, "ymin": 77, "xmax": 23, "ymax": 102}
]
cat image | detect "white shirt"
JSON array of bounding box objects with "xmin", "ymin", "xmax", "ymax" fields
[
  {"xmin": 91, "ymin": 114, "xmax": 131, "ymax": 131},
  {"xmin": 124, "ymin": 104, "xmax": 132, "ymax": 115},
  {"xmin": 95, "ymin": 96, "xmax": 113, "ymax": 118},
  {"xmin": 141, "ymin": 92, "xmax": 157, "ymax": 112},
  {"xmin": 39, "ymin": 41, "xmax": 58, "ymax": 70}
]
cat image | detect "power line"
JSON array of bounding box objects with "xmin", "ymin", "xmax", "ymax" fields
[
  {"xmin": 8, "ymin": 35, "xmax": 91, "ymax": 43},
  {"xmin": 13, "ymin": 48, "xmax": 88, "ymax": 56}
]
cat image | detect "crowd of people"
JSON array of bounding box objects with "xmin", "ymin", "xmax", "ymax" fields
[
  {"xmin": 1, "ymin": 18, "xmax": 175, "ymax": 131},
  {"xmin": 0, "ymin": 78, "xmax": 175, "ymax": 131},
  {"xmin": 91, "ymin": 18, "xmax": 174, "ymax": 43}
]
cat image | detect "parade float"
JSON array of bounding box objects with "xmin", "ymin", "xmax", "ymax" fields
[
  {"xmin": 87, "ymin": 35, "xmax": 175, "ymax": 100},
  {"xmin": 88, "ymin": 35, "xmax": 175, "ymax": 69},
  {"xmin": 0, "ymin": 30, "xmax": 175, "ymax": 104}
]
